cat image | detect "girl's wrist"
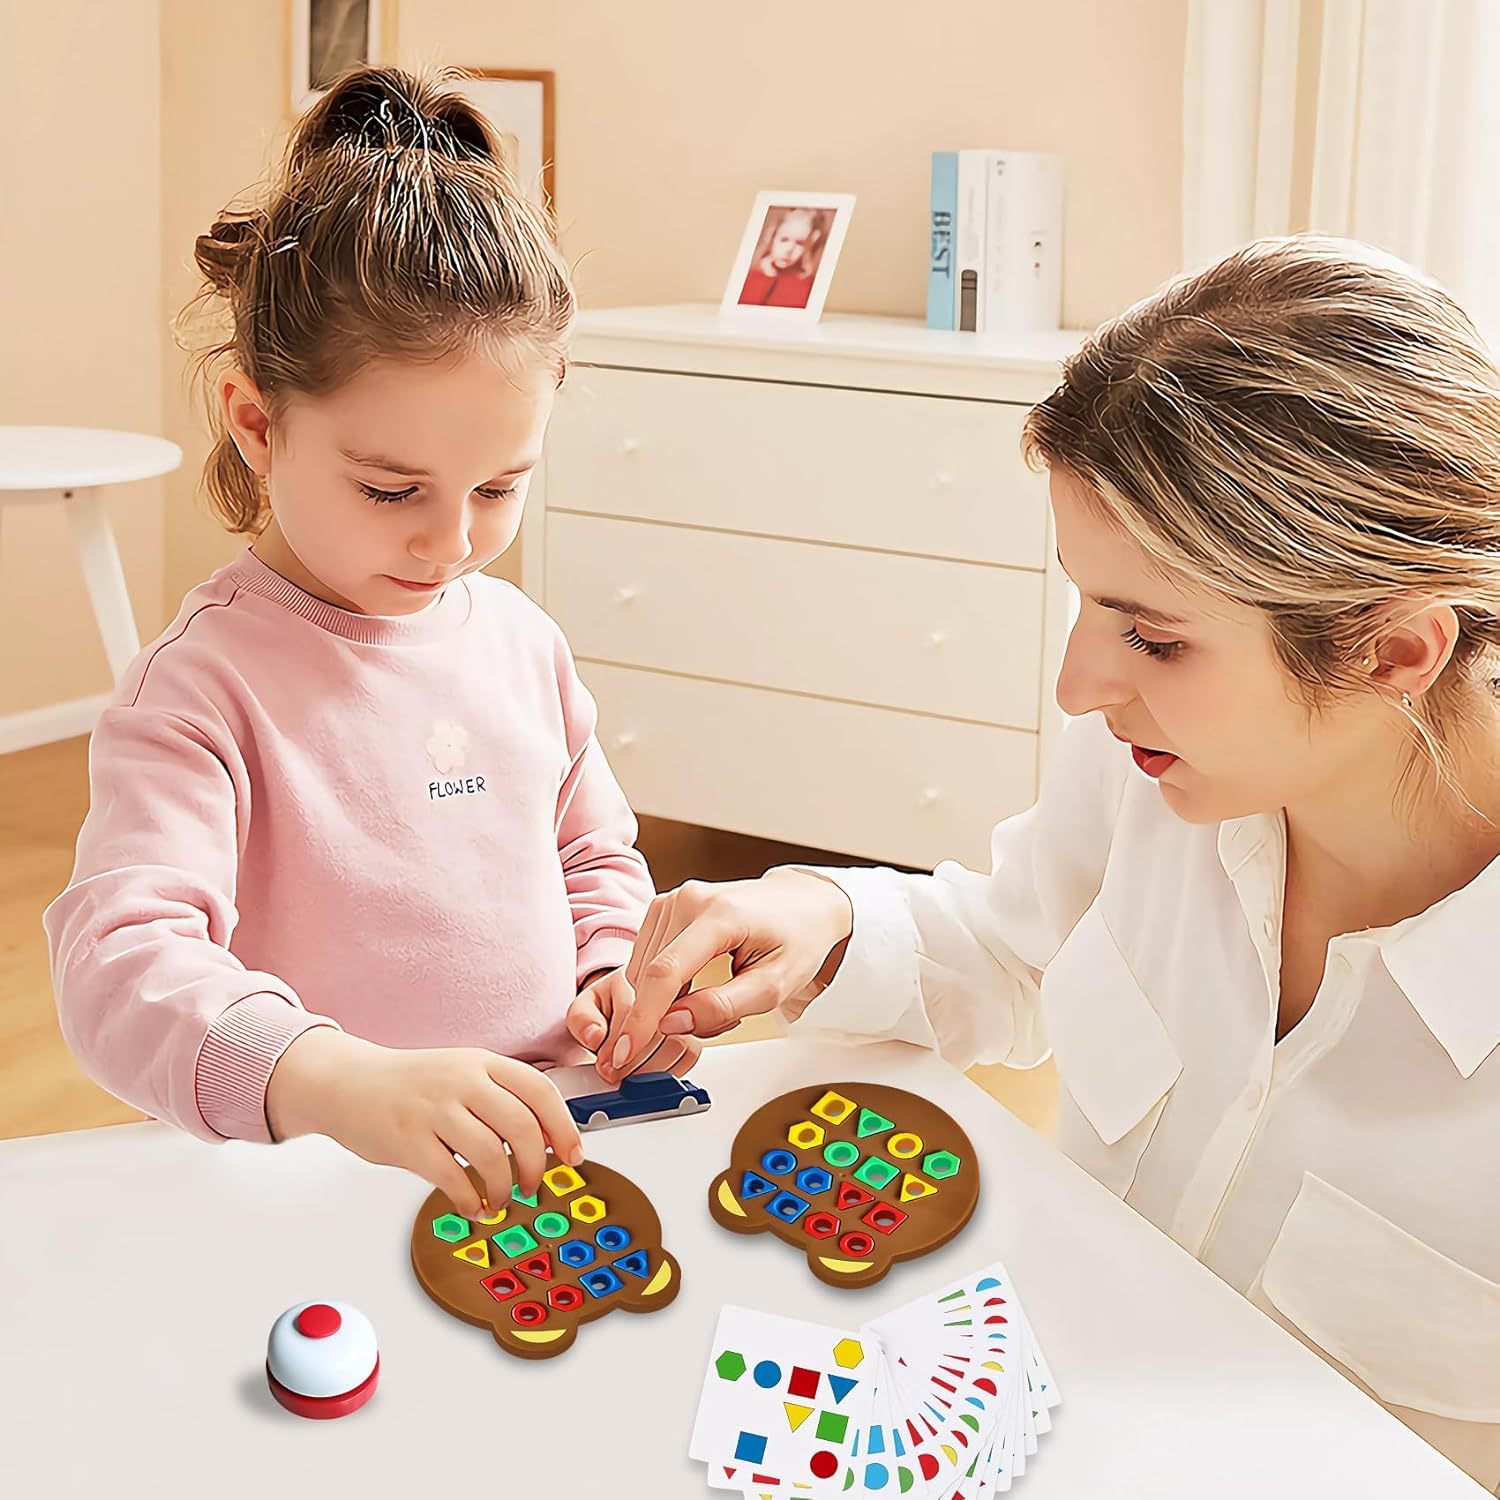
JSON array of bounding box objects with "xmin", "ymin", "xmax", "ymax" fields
[{"xmin": 265, "ymin": 1025, "xmax": 357, "ymax": 1141}]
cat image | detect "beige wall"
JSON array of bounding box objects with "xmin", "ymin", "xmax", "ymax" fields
[
  {"xmin": 0, "ymin": 0, "xmax": 164, "ymax": 718},
  {"xmin": 158, "ymin": 0, "xmax": 292, "ymax": 619},
  {"xmin": 5, "ymin": 1, "xmax": 1190, "ymax": 689},
  {"xmin": 398, "ymin": 0, "xmax": 1188, "ymax": 331}
]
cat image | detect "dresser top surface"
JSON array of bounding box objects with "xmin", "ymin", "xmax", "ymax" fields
[{"xmin": 574, "ymin": 303, "xmax": 1089, "ymax": 375}]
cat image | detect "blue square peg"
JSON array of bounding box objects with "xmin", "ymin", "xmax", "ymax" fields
[{"xmin": 764, "ymin": 1190, "xmax": 809, "ymax": 1224}]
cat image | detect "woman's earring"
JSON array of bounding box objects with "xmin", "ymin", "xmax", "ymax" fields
[{"xmin": 1401, "ymin": 692, "xmax": 1413, "ymax": 710}]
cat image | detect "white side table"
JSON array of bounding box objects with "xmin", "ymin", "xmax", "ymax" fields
[{"xmin": 0, "ymin": 426, "xmax": 182, "ymax": 682}]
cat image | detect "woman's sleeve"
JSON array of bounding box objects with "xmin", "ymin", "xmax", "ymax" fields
[{"xmin": 783, "ymin": 713, "xmax": 1129, "ymax": 1070}]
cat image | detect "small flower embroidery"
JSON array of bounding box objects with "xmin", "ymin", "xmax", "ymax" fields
[{"xmin": 426, "ymin": 719, "xmax": 470, "ymax": 775}]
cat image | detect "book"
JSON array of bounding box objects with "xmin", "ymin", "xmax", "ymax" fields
[
  {"xmin": 954, "ymin": 149, "xmax": 990, "ymax": 333},
  {"xmin": 982, "ymin": 150, "xmax": 1064, "ymax": 334},
  {"xmin": 925, "ymin": 151, "xmax": 958, "ymax": 331}
]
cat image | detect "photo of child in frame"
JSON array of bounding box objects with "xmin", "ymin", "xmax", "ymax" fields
[{"xmin": 736, "ymin": 205, "xmax": 836, "ymax": 309}]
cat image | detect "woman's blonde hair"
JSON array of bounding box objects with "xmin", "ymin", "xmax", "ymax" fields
[
  {"xmin": 178, "ymin": 65, "xmax": 574, "ymax": 535},
  {"xmin": 1023, "ymin": 234, "xmax": 1500, "ymax": 795}
]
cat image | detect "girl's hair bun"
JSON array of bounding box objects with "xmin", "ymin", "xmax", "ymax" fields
[{"xmin": 298, "ymin": 65, "xmax": 494, "ymax": 164}]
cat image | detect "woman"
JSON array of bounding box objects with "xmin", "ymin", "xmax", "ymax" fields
[{"xmin": 608, "ymin": 237, "xmax": 1500, "ymax": 1488}]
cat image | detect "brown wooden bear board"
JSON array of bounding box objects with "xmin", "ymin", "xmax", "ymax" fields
[
  {"xmin": 709, "ymin": 1082, "xmax": 979, "ymax": 1289},
  {"xmin": 412, "ymin": 1157, "xmax": 680, "ymax": 1359}
]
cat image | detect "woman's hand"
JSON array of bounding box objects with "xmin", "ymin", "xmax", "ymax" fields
[
  {"xmin": 566, "ymin": 967, "xmax": 703, "ymax": 1085},
  {"xmin": 605, "ymin": 869, "xmax": 854, "ymax": 1072},
  {"xmin": 265, "ymin": 1029, "xmax": 583, "ymax": 1218}
]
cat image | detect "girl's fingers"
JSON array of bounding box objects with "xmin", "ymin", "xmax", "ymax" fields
[
  {"xmin": 565, "ymin": 984, "xmax": 611, "ymax": 1054},
  {"xmin": 490, "ymin": 1061, "xmax": 584, "ymax": 1168},
  {"xmin": 439, "ymin": 1108, "xmax": 515, "ymax": 1210},
  {"xmin": 421, "ymin": 1138, "xmax": 487, "ymax": 1219}
]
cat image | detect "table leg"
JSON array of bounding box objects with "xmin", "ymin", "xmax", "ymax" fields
[{"xmin": 63, "ymin": 487, "xmax": 141, "ymax": 682}]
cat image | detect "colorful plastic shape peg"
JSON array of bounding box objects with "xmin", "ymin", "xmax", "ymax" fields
[
  {"xmin": 855, "ymin": 1107, "xmax": 895, "ymax": 1139},
  {"xmin": 595, "ymin": 1224, "xmax": 631, "ymax": 1253},
  {"xmin": 794, "ymin": 1166, "xmax": 834, "ymax": 1197},
  {"xmin": 431, "ymin": 1214, "xmax": 470, "ymax": 1243},
  {"xmin": 886, "ymin": 1132, "xmax": 923, "ymax": 1159},
  {"xmin": 557, "ymin": 1239, "xmax": 596, "ymax": 1269},
  {"xmin": 823, "ymin": 1140, "xmax": 860, "ymax": 1169},
  {"xmin": 452, "ymin": 1239, "xmax": 491, "ymax": 1269},
  {"xmin": 542, "ymin": 1164, "xmax": 586, "ymax": 1198},
  {"xmin": 495, "ymin": 1225, "xmax": 540, "ymax": 1259},
  {"xmin": 787, "ymin": 1121, "xmax": 826, "ymax": 1150},
  {"xmin": 853, "ymin": 1157, "xmax": 899, "ymax": 1191},
  {"xmin": 899, "ymin": 1173, "xmax": 939, "ymax": 1203},
  {"xmin": 810, "ymin": 1090, "xmax": 856, "ymax": 1125},
  {"xmin": 480, "ymin": 1269, "xmax": 526, "ymax": 1302},
  {"xmin": 569, "ymin": 1194, "xmax": 607, "ymax": 1224},
  {"xmin": 836, "ymin": 1180, "xmax": 875, "ymax": 1211},
  {"xmin": 532, "ymin": 1212, "xmax": 571, "ymax": 1240},
  {"xmin": 922, "ymin": 1150, "xmax": 962, "ymax": 1179}
]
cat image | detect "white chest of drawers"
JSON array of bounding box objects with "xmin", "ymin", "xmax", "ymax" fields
[{"xmin": 524, "ymin": 305, "xmax": 1086, "ymax": 871}]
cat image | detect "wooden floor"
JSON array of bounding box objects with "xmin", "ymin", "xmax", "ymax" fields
[{"xmin": 0, "ymin": 738, "xmax": 1056, "ymax": 1142}]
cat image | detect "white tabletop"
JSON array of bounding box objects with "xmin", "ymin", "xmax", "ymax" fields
[
  {"xmin": 0, "ymin": 1038, "xmax": 1482, "ymax": 1498},
  {"xmin": 0, "ymin": 425, "xmax": 182, "ymax": 490}
]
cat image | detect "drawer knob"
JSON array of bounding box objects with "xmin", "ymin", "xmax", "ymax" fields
[
  {"xmin": 613, "ymin": 586, "xmax": 640, "ymax": 606},
  {"xmin": 925, "ymin": 629, "xmax": 950, "ymax": 649},
  {"xmin": 612, "ymin": 731, "xmax": 638, "ymax": 751},
  {"xmin": 935, "ymin": 471, "xmax": 954, "ymax": 490},
  {"xmin": 918, "ymin": 787, "xmax": 941, "ymax": 808},
  {"xmin": 618, "ymin": 437, "xmax": 641, "ymax": 457}
]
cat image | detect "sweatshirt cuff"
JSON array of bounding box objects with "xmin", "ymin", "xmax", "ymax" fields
[
  {"xmin": 778, "ymin": 865, "xmax": 935, "ymax": 1048},
  {"xmin": 576, "ymin": 930, "xmax": 636, "ymax": 991},
  {"xmin": 195, "ymin": 992, "xmax": 340, "ymax": 1144}
]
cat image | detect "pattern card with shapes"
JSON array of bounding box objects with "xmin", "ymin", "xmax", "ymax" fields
[
  {"xmin": 691, "ymin": 1305, "xmax": 883, "ymax": 1496},
  {"xmin": 709, "ymin": 1081, "xmax": 979, "ymax": 1288}
]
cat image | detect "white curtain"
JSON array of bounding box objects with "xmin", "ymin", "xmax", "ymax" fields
[{"xmin": 1184, "ymin": 0, "xmax": 1500, "ymax": 342}]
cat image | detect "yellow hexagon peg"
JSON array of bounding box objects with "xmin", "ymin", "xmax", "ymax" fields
[
  {"xmin": 810, "ymin": 1091, "xmax": 857, "ymax": 1125},
  {"xmin": 569, "ymin": 1194, "xmax": 607, "ymax": 1223},
  {"xmin": 832, "ymin": 1338, "xmax": 866, "ymax": 1369},
  {"xmin": 787, "ymin": 1120, "xmax": 826, "ymax": 1150}
]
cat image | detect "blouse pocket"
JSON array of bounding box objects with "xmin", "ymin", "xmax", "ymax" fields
[
  {"xmin": 1041, "ymin": 903, "xmax": 1183, "ymax": 1198},
  {"xmin": 1256, "ymin": 1173, "xmax": 1500, "ymax": 1491}
]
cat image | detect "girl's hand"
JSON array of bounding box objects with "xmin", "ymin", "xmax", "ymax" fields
[
  {"xmin": 611, "ymin": 869, "xmax": 854, "ymax": 1068},
  {"xmin": 265, "ymin": 1029, "xmax": 584, "ymax": 1219},
  {"xmin": 566, "ymin": 967, "xmax": 704, "ymax": 1086}
]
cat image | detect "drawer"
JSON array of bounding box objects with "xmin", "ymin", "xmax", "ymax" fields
[
  {"xmin": 547, "ymin": 513, "xmax": 1044, "ymax": 730},
  {"xmin": 547, "ymin": 366, "xmax": 1049, "ymax": 569},
  {"xmin": 584, "ymin": 662, "xmax": 1039, "ymax": 870}
]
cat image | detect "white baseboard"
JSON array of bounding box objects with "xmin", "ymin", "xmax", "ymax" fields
[{"xmin": 0, "ymin": 694, "xmax": 108, "ymax": 755}]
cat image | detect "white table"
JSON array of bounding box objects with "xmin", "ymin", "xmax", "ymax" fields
[
  {"xmin": 0, "ymin": 1038, "xmax": 1483, "ymax": 1497},
  {"xmin": 0, "ymin": 425, "xmax": 183, "ymax": 682}
]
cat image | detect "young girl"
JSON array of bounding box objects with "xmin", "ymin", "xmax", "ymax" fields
[
  {"xmin": 617, "ymin": 238, "xmax": 1500, "ymax": 1488},
  {"xmin": 43, "ymin": 66, "xmax": 688, "ymax": 1220},
  {"xmin": 737, "ymin": 206, "xmax": 827, "ymax": 308}
]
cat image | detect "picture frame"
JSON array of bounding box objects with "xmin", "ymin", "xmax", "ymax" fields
[
  {"xmin": 719, "ymin": 190, "xmax": 856, "ymax": 323},
  {"xmin": 457, "ymin": 69, "xmax": 557, "ymax": 211},
  {"xmin": 290, "ymin": 0, "xmax": 385, "ymax": 115}
]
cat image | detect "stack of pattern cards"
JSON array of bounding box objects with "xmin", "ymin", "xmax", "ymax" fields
[{"xmin": 689, "ymin": 1262, "xmax": 1059, "ymax": 1496}]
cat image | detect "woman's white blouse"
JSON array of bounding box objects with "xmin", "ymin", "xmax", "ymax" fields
[{"xmin": 795, "ymin": 711, "xmax": 1500, "ymax": 1491}]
